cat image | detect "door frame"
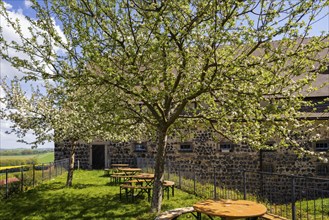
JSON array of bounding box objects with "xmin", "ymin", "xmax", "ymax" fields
[{"xmin": 90, "ymin": 143, "xmax": 108, "ymax": 169}]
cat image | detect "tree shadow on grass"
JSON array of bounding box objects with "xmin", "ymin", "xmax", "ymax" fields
[
  {"xmin": 0, "ymin": 181, "xmax": 155, "ymax": 220},
  {"xmin": 29, "ymin": 181, "xmax": 66, "ymax": 191},
  {"xmin": 71, "ymin": 183, "xmax": 102, "ymax": 189},
  {"xmin": 106, "ymin": 182, "xmax": 120, "ymax": 186}
]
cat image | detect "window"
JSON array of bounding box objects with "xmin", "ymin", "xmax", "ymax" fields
[
  {"xmin": 315, "ymin": 141, "xmax": 329, "ymax": 152},
  {"xmin": 134, "ymin": 143, "xmax": 147, "ymax": 152},
  {"xmin": 219, "ymin": 143, "xmax": 233, "ymax": 152},
  {"xmin": 179, "ymin": 143, "xmax": 193, "ymax": 152},
  {"xmin": 261, "ymin": 163, "xmax": 275, "ymax": 173},
  {"xmin": 316, "ymin": 164, "xmax": 329, "ymax": 176}
]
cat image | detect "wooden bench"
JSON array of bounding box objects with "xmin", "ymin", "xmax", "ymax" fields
[
  {"xmin": 110, "ymin": 173, "xmax": 136, "ymax": 183},
  {"xmin": 163, "ymin": 180, "xmax": 175, "ymax": 199},
  {"xmin": 124, "ymin": 179, "xmax": 146, "ymax": 186},
  {"xmin": 155, "ymin": 207, "xmax": 196, "ymax": 220},
  {"xmin": 104, "ymin": 169, "xmax": 111, "ymax": 176},
  {"xmin": 119, "ymin": 184, "xmax": 152, "ymax": 202},
  {"xmin": 261, "ymin": 213, "xmax": 288, "ymax": 220}
]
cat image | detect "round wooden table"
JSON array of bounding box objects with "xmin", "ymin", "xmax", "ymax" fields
[{"xmin": 193, "ymin": 199, "xmax": 267, "ymax": 219}]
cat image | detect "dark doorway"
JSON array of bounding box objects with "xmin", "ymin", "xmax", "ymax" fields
[{"xmin": 92, "ymin": 145, "xmax": 105, "ymax": 169}]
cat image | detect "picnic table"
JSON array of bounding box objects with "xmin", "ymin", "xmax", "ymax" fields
[
  {"xmin": 193, "ymin": 199, "xmax": 267, "ymax": 220},
  {"xmin": 111, "ymin": 164, "xmax": 129, "ymax": 168},
  {"xmin": 119, "ymin": 173, "xmax": 154, "ymax": 202},
  {"xmin": 110, "ymin": 168, "xmax": 142, "ymax": 183},
  {"xmin": 118, "ymin": 168, "xmax": 142, "ymax": 176},
  {"xmin": 105, "ymin": 164, "xmax": 130, "ymax": 176},
  {"xmin": 130, "ymin": 173, "xmax": 154, "ymax": 186}
]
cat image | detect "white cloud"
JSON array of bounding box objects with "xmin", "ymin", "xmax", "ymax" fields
[
  {"xmin": 3, "ymin": 2, "xmax": 12, "ymax": 10},
  {"xmin": 0, "ymin": 4, "xmax": 61, "ymax": 149},
  {"xmin": 1, "ymin": 59, "xmax": 26, "ymax": 80},
  {"xmin": 1, "ymin": 2, "xmax": 67, "ymax": 79},
  {"xmin": 24, "ymin": 0, "xmax": 32, "ymax": 8},
  {"xmin": 0, "ymin": 119, "xmax": 54, "ymax": 149}
]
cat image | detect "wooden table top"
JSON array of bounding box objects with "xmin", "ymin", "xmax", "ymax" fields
[
  {"xmin": 118, "ymin": 168, "xmax": 142, "ymax": 172},
  {"xmin": 111, "ymin": 164, "xmax": 129, "ymax": 167},
  {"xmin": 193, "ymin": 199, "xmax": 267, "ymax": 218},
  {"xmin": 133, "ymin": 173, "xmax": 154, "ymax": 179}
]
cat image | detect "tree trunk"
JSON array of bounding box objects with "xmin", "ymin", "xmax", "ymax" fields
[
  {"xmin": 66, "ymin": 140, "xmax": 77, "ymax": 187},
  {"xmin": 151, "ymin": 127, "xmax": 168, "ymax": 213}
]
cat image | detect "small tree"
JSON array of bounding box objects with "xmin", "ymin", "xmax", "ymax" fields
[
  {"xmin": 1, "ymin": 0, "xmax": 328, "ymax": 213},
  {"xmin": 0, "ymin": 80, "xmax": 103, "ymax": 186}
]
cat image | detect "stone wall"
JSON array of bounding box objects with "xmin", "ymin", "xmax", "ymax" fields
[
  {"xmin": 54, "ymin": 141, "xmax": 90, "ymax": 169},
  {"xmin": 55, "ymin": 127, "xmax": 329, "ymax": 178}
]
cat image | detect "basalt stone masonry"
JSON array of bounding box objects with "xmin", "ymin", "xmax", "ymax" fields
[{"xmin": 55, "ymin": 127, "xmax": 329, "ymax": 179}]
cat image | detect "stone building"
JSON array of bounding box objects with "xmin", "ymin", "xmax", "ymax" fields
[
  {"xmin": 55, "ymin": 93, "xmax": 329, "ymax": 179},
  {"xmin": 55, "ymin": 55, "xmax": 329, "ymax": 179}
]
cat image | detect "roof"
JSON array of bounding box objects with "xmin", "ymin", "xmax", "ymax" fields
[{"xmin": 307, "ymin": 72, "xmax": 329, "ymax": 97}]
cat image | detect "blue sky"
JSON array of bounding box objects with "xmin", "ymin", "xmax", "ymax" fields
[
  {"xmin": 0, "ymin": 1, "xmax": 328, "ymax": 149},
  {"xmin": 0, "ymin": 0, "xmax": 54, "ymax": 149}
]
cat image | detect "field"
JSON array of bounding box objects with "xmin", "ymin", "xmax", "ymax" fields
[
  {"xmin": 0, "ymin": 152, "xmax": 54, "ymax": 162},
  {"xmin": 0, "ymin": 152, "xmax": 54, "ymax": 167}
]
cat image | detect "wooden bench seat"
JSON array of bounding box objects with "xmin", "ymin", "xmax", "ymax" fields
[
  {"xmin": 119, "ymin": 184, "xmax": 152, "ymax": 202},
  {"xmin": 155, "ymin": 207, "xmax": 195, "ymax": 220},
  {"xmin": 124, "ymin": 179, "xmax": 146, "ymax": 185},
  {"xmin": 163, "ymin": 181, "xmax": 175, "ymax": 199},
  {"xmin": 103, "ymin": 168, "xmax": 116, "ymax": 176},
  {"xmin": 261, "ymin": 213, "xmax": 288, "ymax": 220},
  {"xmin": 110, "ymin": 173, "xmax": 135, "ymax": 183}
]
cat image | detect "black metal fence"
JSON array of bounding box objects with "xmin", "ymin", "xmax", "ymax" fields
[
  {"xmin": 138, "ymin": 159, "xmax": 329, "ymax": 220},
  {"xmin": 0, "ymin": 159, "xmax": 69, "ymax": 199}
]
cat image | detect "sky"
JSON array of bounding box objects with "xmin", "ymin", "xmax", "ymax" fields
[
  {"xmin": 0, "ymin": 0, "xmax": 54, "ymax": 149},
  {"xmin": 0, "ymin": 0, "xmax": 328, "ymax": 149}
]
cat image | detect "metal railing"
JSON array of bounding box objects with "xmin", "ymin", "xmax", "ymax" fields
[
  {"xmin": 138, "ymin": 159, "xmax": 329, "ymax": 220},
  {"xmin": 0, "ymin": 158, "xmax": 69, "ymax": 199}
]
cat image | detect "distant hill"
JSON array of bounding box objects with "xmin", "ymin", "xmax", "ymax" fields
[
  {"xmin": 0, "ymin": 148, "xmax": 53, "ymax": 156},
  {"xmin": 0, "ymin": 147, "xmax": 53, "ymax": 151}
]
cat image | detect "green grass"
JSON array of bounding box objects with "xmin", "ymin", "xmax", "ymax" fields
[
  {"xmin": 36, "ymin": 152, "xmax": 54, "ymax": 163},
  {"xmin": 0, "ymin": 152, "xmax": 54, "ymax": 166},
  {"xmin": 0, "ymin": 170, "xmax": 201, "ymax": 220},
  {"xmin": 1, "ymin": 170, "xmax": 328, "ymax": 219}
]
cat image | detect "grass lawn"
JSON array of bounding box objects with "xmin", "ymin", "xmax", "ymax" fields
[
  {"xmin": 36, "ymin": 152, "xmax": 54, "ymax": 164},
  {"xmin": 0, "ymin": 170, "xmax": 201, "ymax": 220}
]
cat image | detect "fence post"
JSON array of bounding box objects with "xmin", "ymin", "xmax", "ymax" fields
[
  {"xmin": 49, "ymin": 162, "xmax": 52, "ymax": 180},
  {"xmin": 213, "ymin": 166, "xmax": 217, "ymax": 200},
  {"xmin": 179, "ymin": 165, "xmax": 182, "ymax": 189},
  {"xmin": 32, "ymin": 163, "xmax": 35, "ymax": 188},
  {"xmin": 167, "ymin": 160, "xmax": 170, "ymax": 180},
  {"xmin": 193, "ymin": 169, "xmax": 196, "ymax": 195},
  {"xmin": 60, "ymin": 160, "xmax": 63, "ymax": 175},
  {"xmin": 21, "ymin": 166, "xmax": 24, "ymax": 192},
  {"xmin": 243, "ymin": 169, "xmax": 247, "ymax": 200},
  {"xmin": 42, "ymin": 163, "xmax": 44, "ymax": 182},
  {"xmin": 54, "ymin": 162, "xmax": 58, "ymax": 177},
  {"xmin": 291, "ymin": 175, "xmax": 296, "ymax": 220},
  {"xmin": 5, "ymin": 169, "xmax": 8, "ymax": 199}
]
